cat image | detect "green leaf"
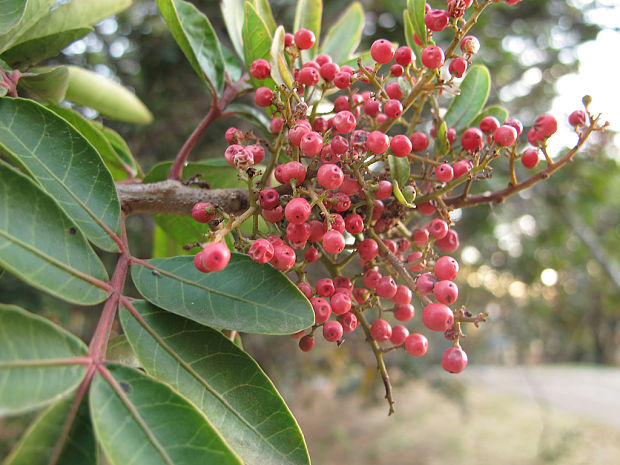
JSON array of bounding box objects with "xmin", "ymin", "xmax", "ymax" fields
[
  {"xmin": 0, "ymin": 98, "xmax": 122, "ymax": 252},
  {"xmin": 7, "ymin": 0, "xmax": 130, "ymax": 52},
  {"xmin": 99, "ymin": 125, "xmax": 141, "ymax": 175},
  {"xmin": 444, "ymin": 64, "xmax": 491, "ymax": 130},
  {"xmin": 403, "ymin": 10, "xmax": 422, "ymax": 68},
  {"xmin": 221, "ymin": 0, "xmax": 245, "ymax": 60},
  {"xmin": 156, "ymin": 0, "xmax": 226, "ymax": 96},
  {"xmin": 3, "ymin": 396, "xmax": 96, "ymax": 465},
  {"xmin": 226, "ymin": 103, "xmax": 272, "ymax": 137},
  {"xmin": 106, "ymin": 335, "xmax": 139, "ymax": 368},
  {"xmin": 152, "ymin": 224, "xmax": 189, "ymax": 258},
  {"xmin": 90, "ymin": 364, "xmax": 243, "ymax": 465},
  {"xmin": 0, "ymin": 304, "xmax": 88, "ymax": 415},
  {"xmin": 0, "ymin": 0, "xmax": 27, "ymax": 35},
  {"xmin": 46, "ymin": 103, "xmax": 134, "ymax": 180},
  {"xmin": 1, "ymin": 27, "xmax": 92, "ymax": 68},
  {"xmin": 222, "ymin": 44, "xmax": 244, "ymax": 82},
  {"xmin": 407, "ymin": 0, "xmax": 427, "ymax": 46},
  {"xmin": 253, "ymin": 0, "xmax": 276, "ymax": 34},
  {"xmin": 18, "ymin": 65, "xmax": 69, "ymax": 103},
  {"xmin": 469, "ymin": 105, "xmax": 509, "ymax": 130},
  {"xmin": 0, "ymin": 161, "xmax": 108, "ymax": 304},
  {"xmin": 293, "ymin": 0, "xmax": 322, "ymax": 60},
  {"xmin": 143, "ymin": 159, "xmax": 241, "ymax": 187},
  {"xmin": 0, "ymin": 0, "xmax": 55, "ymax": 53},
  {"xmin": 131, "ymin": 254, "xmax": 314, "ymax": 334},
  {"xmin": 388, "ymin": 154, "xmax": 410, "ymax": 188},
  {"xmin": 154, "ymin": 214, "xmax": 203, "ymax": 253},
  {"xmin": 320, "ymin": 2, "xmax": 363, "ymax": 64},
  {"xmin": 121, "ymin": 301, "xmax": 311, "ymax": 465},
  {"xmin": 64, "ymin": 66, "xmax": 153, "ymax": 124},
  {"xmin": 436, "ymin": 120, "xmax": 449, "ymax": 156},
  {"xmin": 270, "ymin": 25, "xmax": 293, "ymax": 89},
  {"xmin": 243, "ymin": 2, "xmax": 275, "ymax": 90},
  {"xmin": 392, "ymin": 179, "xmax": 415, "ymax": 208}
]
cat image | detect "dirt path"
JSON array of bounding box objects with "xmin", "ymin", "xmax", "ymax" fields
[{"xmin": 460, "ymin": 364, "xmax": 620, "ymax": 431}]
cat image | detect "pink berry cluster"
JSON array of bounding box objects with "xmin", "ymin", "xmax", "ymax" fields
[{"xmin": 188, "ymin": 0, "xmax": 593, "ymax": 382}]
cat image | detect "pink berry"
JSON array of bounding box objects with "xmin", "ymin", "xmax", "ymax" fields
[
  {"xmin": 390, "ymin": 134, "xmax": 412, "ymax": 157},
  {"xmin": 367, "ymin": 131, "xmax": 390, "ymax": 154},
  {"xmin": 316, "ymin": 278, "xmax": 335, "ymax": 297},
  {"xmin": 435, "ymin": 256, "xmax": 459, "ymax": 281},
  {"xmin": 270, "ymin": 244, "xmax": 296, "ymax": 271},
  {"xmin": 376, "ymin": 276, "xmax": 398, "ymax": 299},
  {"xmin": 193, "ymin": 251, "xmax": 210, "ymax": 273},
  {"xmin": 288, "ymin": 123, "xmax": 311, "ymax": 146},
  {"xmin": 505, "ymin": 118, "xmax": 523, "ymax": 136},
  {"xmin": 298, "ymin": 66, "xmax": 320, "ymax": 86},
  {"xmin": 384, "ymin": 99, "xmax": 403, "ymax": 118},
  {"xmin": 390, "ymin": 64, "xmax": 404, "ymax": 76},
  {"xmin": 424, "ymin": 9, "xmax": 449, "ymax": 32},
  {"xmin": 297, "ymin": 282, "xmax": 313, "ymax": 299},
  {"xmin": 333, "ymin": 72, "xmax": 351, "ymax": 89},
  {"xmin": 248, "ymin": 238, "xmax": 274, "ymax": 263},
  {"xmin": 225, "ymin": 127, "xmax": 243, "ymax": 144},
  {"xmin": 461, "ymin": 127, "xmax": 484, "ymax": 152},
  {"xmin": 331, "ymin": 292, "xmax": 352, "ymax": 316},
  {"xmin": 192, "ymin": 202, "xmax": 216, "ymax": 223},
  {"xmin": 358, "ymin": 238, "xmax": 379, "ymax": 260},
  {"xmin": 286, "ymin": 222, "xmax": 311, "ymax": 243},
  {"xmin": 421, "ymin": 46, "xmax": 445, "ymax": 69},
  {"xmin": 394, "ymin": 304, "xmax": 415, "ymax": 322},
  {"xmin": 418, "ymin": 201, "xmax": 436, "ymax": 215},
  {"xmin": 375, "ymin": 180, "xmax": 393, "ymax": 200},
  {"xmin": 254, "ymin": 86, "xmax": 273, "ymax": 107},
  {"xmin": 390, "ymin": 325, "xmax": 409, "ymax": 346},
  {"xmin": 433, "ymin": 280, "xmax": 459, "ymax": 305},
  {"xmin": 262, "ymin": 205, "xmax": 284, "ymax": 223},
  {"xmin": 405, "ymin": 333, "xmax": 428, "ymax": 357},
  {"xmin": 416, "ymin": 272, "xmax": 437, "ymax": 296},
  {"xmin": 201, "ymin": 242, "xmax": 231, "ymax": 272},
  {"xmin": 436, "ymin": 229, "xmax": 459, "ymax": 253},
  {"xmin": 569, "ymin": 110, "xmax": 587, "ymax": 127},
  {"xmin": 521, "ymin": 148, "xmax": 540, "ymax": 169},
  {"xmin": 442, "ymin": 347, "xmax": 468, "ymax": 373},
  {"xmin": 363, "ymin": 269, "xmax": 382, "ymax": 289},
  {"xmin": 494, "ymin": 124, "xmax": 518, "ymax": 146},
  {"xmin": 304, "ymin": 248, "xmax": 319, "ymax": 263},
  {"xmin": 285, "ymin": 198, "xmax": 312, "ymax": 224},
  {"xmin": 332, "ymin": 111, "xmax": 357, "ymax": 134},
  {"xmin": 460, "ymin": 35, "xmax": 480, "ymax": 55},
  {"xmin": 410, "ymin": 132, "xmax": 429, "ymax": 152},
  {"xmin": 344, "ymin": 213, "xmax": 364, "ymax": 234},
  {"xmin": 406, "ymin": 251, "xmax": 425, "ymax": 272},
  {"xmin": 323, "ymin": 320, "xmax": 344, "ymax": 342},
  {"xmin": 395, "ymin": 46, "xmax": 414, "ymax": 66},
  {"xmin": 479, "ymin": 115, "xmax": 500, "ymax": 134},
  {"xmin": 294, "ymin": 28, "xmax": 315, "ymax": 49},
  {"xmin": 370, "ymin": 39, "xmax": 395, "ymax": 64},
  {"xmin": 299, "ymin": 335, "xmax": 315, "ymax": 352},
  {"xmin": 250, "ymin": 59, "xmax": 271, "ymax": 79},
  {"xmin": 339, "ymin": 312, "xmax": 358, "ymax": 332},
  {"xmin": 429, "ymin": 218, "xmax": 449, "ymax": 240},
  {"xmin": 310, "ymin": 297, "xmax": 332, "ymax": 324},
  {"xmin": 322, "ymin": 230, "xmax": 345, "ymax": 254},
  {"xmin": 300, "ymin": 131, "xmax": 324, "ymax": 157},
  {"xmin": 435, "ymin": 163, "xmax": 454, "ymax": 182},
  {"xmin": 259, "ymin": 188, "xmax": 280, "ymax": 210},
  {"xmin": 449, "ymin": 57, "xmax": 468, "ymax": 78},
  {"xmin": 370, "ymin": 319, "xmax": 392, "ymax": 342},
  {"xmin": 412, "ymin": 228, "xmax": 429, "ymax": 247},
  {"xmin": 534, "ymin": 113, "xmax": 558, "ymax": 138},
  {"xmin": 317, "ymin": 164, "xmax": 344, "ymax": 190},
  {"xmin": 392, "ymin": 285, "xmax": 412, "ymax": 305},
  {"xmin": 422, "ymin": 303, "xmax": 454, "ymax": 332},
  {"xmin": 452, "ymin": 160, "xmax": 473, "ymax": 178}
]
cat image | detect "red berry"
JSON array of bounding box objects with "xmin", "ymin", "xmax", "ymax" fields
[
  {"xmin": 421, "ymin": 46, "xmax": 445, "ymax": 69},
  {"xmin": 410, "ymin": 132, "xmax": 429, "ymax": 152},
  {"xmin": 452, "ymin": 160, "xmax": 473, "ymax": 178},
  {"xmin": 479, "ymin": 116, "xmax": 500, "ymax": 134},
  {"xmin": 294, "ymin": 28, "xmax": 315, "ymax": 50},
  {"xmin": 363, "ymin": 268, "xmax": 382, "ymax": 289},
  {"xmin": 324, "ymin": 214, "xmax": 345, "ymax": 234},
  {"xmin": 358, "ymin": 238, "xmax": 379, "ymax": 260},
  {"xmin": 367, "ymin": 130, "xmax": 390, "ymax": 154},
  {"xmin": 323, "ymin": 320, "xmax": 344, "ymax": 342},
  {"xmin": 254, "ymin": 86, "xmax": 273, "ymax": 107},
  {"xmin": 270, "ymin": 244, "xmax": 296, "ymax": 271},
  {"xmin": 298, "ymin": 66, "xmax": 320, "ymax": 86},
  {"xmin": 322, "ymin": 230, "xmax": 345, "ymax": 254},
  {"xmin": 339, "ymin": 312, "xmax": 358, "ymax": 332},
  {"xmin": 433, "ymin": 280, "xmax": 459, "ymax": 305},
  {"xmin": 422, "ymin": 303, "xmax": 454, "ymax": 331},
  {"xmin": 375, "ymin": 180, "xmax": 393, "ymax": 200},
  {"xmin": 494, "ymin": 125, "xmax": 518, "ymax": 146},
  {"xmin": 333, "ymin": 72, "xmax": 352, "ymax": 89},
  {"xmin": 416, "ymin": 272, "xmax": 437, "ymax": 296},
  {"xmin": 407, "ymin": 251, "xmax": 425, "ymax": 272},
  {"xmin": 390, "ymin": 64, "xmax": 404, "ymax": 76},
  {"xmin": 390, "ymin": 134, "xmax": 412, "ymax": 157},
  {"xmin": 332, "ymin": 111, "xmax": 357, "ymax": 134},
  {"xmin": 331, "ymin": 192, "xmax": 351, "ymax": 212},
  {"xmin": 344, "ymin": 213, "xmax": 364, "ymax": 234},
  {"xmin": 225, "ymin": 127, "xmax": 243, "ymax": 144},
  {"xmin": 310, "ymin": 297, "xmax": 332, "ymax": 324},
  {"xmin": 412, "ymin": 228, "xmax": 429, "ymax": 247},
  {"xmin": 193, "ymin": 251, "xmax": 210, "ymax": 273},
  {"xmin": 364, "ymin": 99, "xmax": 381, "ymax": 117},
  {"xmin": 521, "ymin": 148, "xmax": 540, "ymax": 169},
  {"xmin": 284, "ymin": 32, "xmax": 294, "ymax": 46},
  {"xmin": 386, "ymin": 82, "xmax": 404, "ymax": 100},
  {"xmin": 248, "ymin": 238, "xmax": 274, "ymax": 263},
  {"xmin": 442, "ymin": 347, "xmax": 468, "ymax": 373},
  {"xmin": 288, "ymin": 122, "xmax": 311, "ymax": 146},
  {"xmin": 505, "ymin": 118, "xmax": 523, "ymax": 136},
  {"xmin": 201, "ymin": 242, "xmax": 231, "ymax": 272},
  {"xmin": 390, "ymin": 325, "xmax": 409, "ymax": 346},
  {"xmin": 384, "ymin": 99, "xmax": 403, "ymax": 119},
  {"xmin": 376, "ymin": 276, "xmax": 398, "ymax": 299},
  {"xmin": 394, "ymin": 304, "xmax": 415, "ymax": 322},
  {"xmin": 395, "ymin": 46, "xmax": 414, "ymax": 66},
  {"xmin": 299, "ymin": 335, "xmax": 315, "ymax": 352},
  {"xmin": 262, "ymin": 206, "xmax": 284, "ymax": 223},
  {"xmin": 286, "ymin": 222, "xmax": 311, "ymax": 243},
  {"xmin": 370, "ymin": 319, "xmax": 392, "ymax": 342},
  {"xmin": 449, "ymin": 57, "xmax": 468, "ymax": 78},
  {"xmin": 436, "ymin": 229, "xmax": 459, "ymax": 253},
  {"xmin": 435, "ymin": 163, "xmax": 454, "ymax": 182},
  {"xmin": 418, "ymin": 201, "xmax": 436, "ymax": 215},
  {"xmin": 320, "ymin": 62, "xmax": 340, "ymax": 81},
  {"xmin": 316, "ymin": 278, "xmax": 335, "ymax": 297},
  {"xmin": 370, "ymin": 39, "xmax": 395, "ymax": 64},
  {"xmin": 259, "ymin": 188, "xmax": 280, "ymax": 210},
  {"xmin": 331, "ymin": 292, "xmax": 352, "ymax": 316},
  {"xmin": 192, "ymin": 202, "xmax": 216, "ymax": 223},
  {"xmin": 534, "ymin": 113, "xmax": 558, "ymax": 138},
  {"xmin": 297, "ymin": 282, "xmax": 313, "ymax": 299},
  {"xmin": 429, "ymin": 218, "xmax": 449, "ymax": 240},
  {"xmin": 405, "ymin": 333, "xmax": 428, "ymax": 357},
  {"xmin": 435, "ymin": 256, "xmax": 459, "ymax": 281},
  {"xmin": 317, "ymin": 164, "xmax": 344, "ymax": 189},
  {"xmin": 250, "ymin": 59, "xmax": 271, "ymax": 79},
  {"xmin": 304, "ymin": 247, "xmax": 319, "ymax": 263},
  {"xmin": 461, "ymin": 127, "xmax": 484, "ymax": 152},
  {"xmin": 285, "ymin": 198, "xmax": 312, "ymax": 224},
  {"xmin": 300, "ymin": 131, "xmax": 323, "ymax": 157},
  {"xmin": 569, "ymin": 110, "xmax": 586, "ymax": 127},
  {"xmin": 392, "ymin": 285, "xmax": 412, "ymax": 305},
  {"xmin": 424, "ymin": 9, "xmax": 449, "ymax": 32}
]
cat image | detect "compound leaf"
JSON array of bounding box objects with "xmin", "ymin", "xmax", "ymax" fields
[
  {"xmin": 131, "ymin": 254, "xmax": 314, "ymax": 334},
  {"xmin": 0, "ymin": 304, "xmax": 88, "ymax": 415},
  {"xmin": 0, "ymin": 161, "xmax": 108, "ymax": 304},
  {"xmin": 90, "ymin": 364, "xmax": 243, "ymax": 465},
  {"xmin": 121, "ymin": 301, "xmax": 311, "ymax": 465}
]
